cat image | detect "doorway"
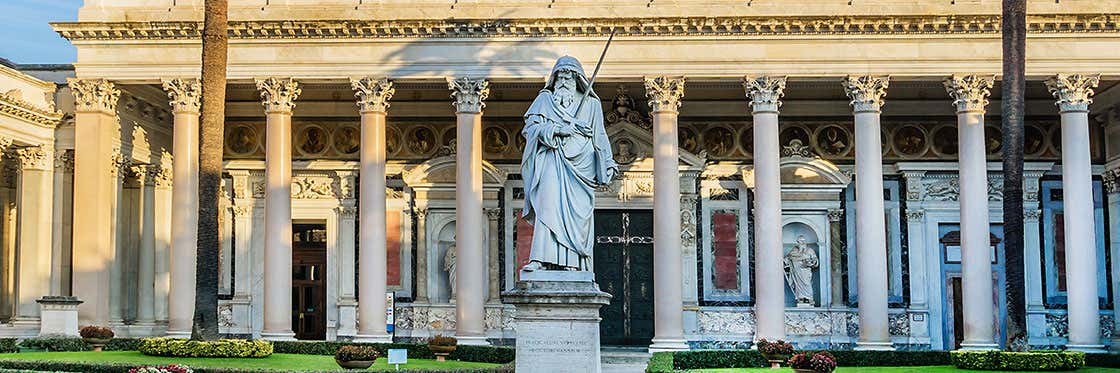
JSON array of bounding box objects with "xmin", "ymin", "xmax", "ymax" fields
[
  {"xmin": 292, "ymin": 223, "xmax": 327, "ymax": 340},
  {"xmin": 594, "ymin": 210, "xmax": 655, "ymax": 346}
]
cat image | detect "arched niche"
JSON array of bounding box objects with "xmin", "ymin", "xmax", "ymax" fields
[{"xmin": 781, "ymin": 221, "xmax": 824, "ymax": 307}]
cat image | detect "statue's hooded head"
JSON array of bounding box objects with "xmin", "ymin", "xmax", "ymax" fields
[{"xmin": 545, "ymin": 56, "xmax": 598, "ymax": 99}]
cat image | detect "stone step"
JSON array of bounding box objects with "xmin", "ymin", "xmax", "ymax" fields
[{"xmin": 600, "ymin": 346, "xmax": 652, "ymax": 365}]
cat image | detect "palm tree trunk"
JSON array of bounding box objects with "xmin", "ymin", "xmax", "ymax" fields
[
  {"xmin": 1001, "ymin": 0, "xmax": 1028, "ymax": 351},
  {"xmin": 193, "ymin": 0, "xmax": 228, "ymax": 341}
]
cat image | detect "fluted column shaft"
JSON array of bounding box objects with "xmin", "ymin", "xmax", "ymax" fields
[
  {"xmin": 352, "ymin": 77, "xmax": 395, "ymax": 342},
  {"xmin": 135, "ymin": 166, "xmax": 157, "ymax": 324},
  {"xmin": 1047, "ymin": 74, "xmax": 1105, "ymax": 352},
  {"xmin": 257, "ymin": 77, "xmax": 301, "ymax": 340},
  {"xmin": 14, "ymin": 146, "xmax": 55, "ymax": 320},
  {"xmin": 153, "ymin": 164, "xmax": 173, "ymax": 323},
  {"xmin": 744, "ymin": 76, "xmax": 787, "ymax": 341},
  {"xmin": 69, "ymin": 78, "xmax": 121, "ymax": 325},
  {"xmin": 645, "ymin": 76, "xmax": 690, "ymax": 352},
  {"xmin": 844, "ymin": 76, "xmax": 893, "ymax": 351},
  {"xmin": 945, "ymin": 75, "xmax": 998, "ymax": 350},
  {"xmin": 449, "ymin": 77, "xmax": 490, "ymax": 346},
  {"xmin": 162, "ymin": 79, "xmax": 200, "ymax": 336}
]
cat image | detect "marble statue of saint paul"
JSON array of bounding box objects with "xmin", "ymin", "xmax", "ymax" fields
[{"xmin": 521, "ymin": 56, "xmax": 618, "ymax": 272}]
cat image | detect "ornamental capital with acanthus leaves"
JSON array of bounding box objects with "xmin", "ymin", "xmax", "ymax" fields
[
  {"xmin": 67, "ymin": 78, "xmax": 121, "ymax": 114},
  {"xmin": 943, "ymin": 74, "xmax": 994, "ymax": 113},
  {"xmin": 351, "ymin": 77, "xmax": 395, "ymax": 114},
  {"xmin": 842, "ymin": 75, "xmax": 889, "ymax": 113},
  {"xmin": 644, "ymin": 76, "xmax": 685, "ymax": 114},
  {"xmin": 255, "ymin": 77, "xmax": 302, "ymax": 113},
  {"xmin": 447, "ymin": 77, "xmax": 489, "ymax": 114},
  {"xmin": 742, "ymin": 76, "xmax": 787, "ymax": 113},
  {"xmin": 1046, "ymin": 73, "xmax": 1100, "ymax": 113},
  {"xmin": 161, "ymin": 78, "xmax": 202, "ymax": 114}
]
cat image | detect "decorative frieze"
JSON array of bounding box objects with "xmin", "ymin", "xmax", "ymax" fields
[
  {"xmin": 842, "ymin": 75, "xmax": 889, "ymax": 113},
  {"xmin": 255, "ymin": 77, "xmax": 301, "ymax": 113},
  {"xmin": 335, "ymin": 205, "xmax": 357, "ymax": 219},
  {"xmin": 67, "ymin": 78, "xmax": 120, "ymax": 114},
  {"xmin": 644, "ymin": 76, "xmax": 685, "ymax": 113},
  {"xmin": 905, "ymin": 209, "xmax": 926, "ymax": 222},
  {"xmin": 1045, "ymin": 74, "xmax": 1101, "ymax": 113},
  {"xmin": 742, "ymin": 76, "xmax": 787, "ymax": 114},
  {"xmin": 161, "ymin": 78, "xmax": 202, "ymax": 114},
  {"xmin": 447, "ymin": 77, "xmax": 489, "ymax": 114},
  {"xmin": 52, "ymin": 14, "xmax": 1120, "ymax": 41},
  {"xmin": 291, "ymin": 177, "xmax": 335, "ymax": 199},
  {"xmin": 0, "ymin": 89, "xmax": 63, "ymax": 127},
  {"xmin": 827, "ymin": 208, "xmax": 844, "ymax": 222},
  {"xmin": 351, "ymin": 77, "xmax": 395, "ymax": 114},
  {"xmin": 943, "ymin": 74, "xmax": 994, "ymax": 113},
  {"xmin": 1104, "ymin": 168, "xmax": 1120, "ymax": 195}
]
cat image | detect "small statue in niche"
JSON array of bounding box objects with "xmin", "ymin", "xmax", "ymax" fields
[
  {"xmin": 444, "ymin": 243, "xmax": 457, "ymax": 301},
  {"xmin": 783, "ymin": 235, "xmax": 819, "ymax": 307}
]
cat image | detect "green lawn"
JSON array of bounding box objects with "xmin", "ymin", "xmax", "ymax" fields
[
  {"xmin": 0, "ymin": 351, "xmax": 501, "ymax": 371},
  {"xmin": 693, "ymin": 367, "xmax": 1120, "ymax": 373}
]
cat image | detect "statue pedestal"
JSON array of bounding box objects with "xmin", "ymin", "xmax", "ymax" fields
[
  {"xmin": 36, "ymin": 296, "xmax": 82, "ymax": 337},
  {"xmin": 502, "ymin": 270, "xmax": 611, "ymax": 373}
]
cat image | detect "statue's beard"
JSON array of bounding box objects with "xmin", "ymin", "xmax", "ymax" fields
[{"xmin": 553, "ymin": 83, "xmax": 577, "ymax": 109}]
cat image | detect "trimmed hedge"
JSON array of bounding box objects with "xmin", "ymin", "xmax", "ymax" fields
[
  {"xmin": 661, "ymin": 349, "xmax": 954, "ymax": 371},
  {"xmin": 0, "ymin": 339, "xmax": 15, "ymax": 354},
  {"xmin": 950, "ymin": 350, "xmax": 1085, "ymax": 371},
  {"xmin": 139, "ymin": 338, "xmax": 273, "ymax": 358},
  {"xmin": 0, "ymin": 360, "xmax": 513, "ymax": 373},
  {"xmin": 272, "ymin": 341, "xmax": 515, "ymax": 364},
  {"xmin": 645, "ymin": 351, "xmax": 675, "ymax": 373},
  {"xmin": 672, "ymin": 350, "xmax": 766, "ymax": 369},
  {"xmin": 16, "ymin": 337, "xmax": 89, "ymax": 352},
  {"xmin": 1087, "ymin": 353, "xmax": 1120, "ymax": 368}
]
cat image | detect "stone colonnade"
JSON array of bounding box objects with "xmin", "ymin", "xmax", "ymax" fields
[{"xmin": 61, "ymin": 72, "xmax": 1105, "ymax": 351}]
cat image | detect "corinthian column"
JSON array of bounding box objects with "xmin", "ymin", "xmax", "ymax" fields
[
  {"xmin": 257, "ymin": 77, "xmax": 301, "ymax": 340},
  {"xmin": 743, "ymin": 76, "xmax": 787, "ymax": 342},
  {"xmin": 448, "ymin": 77, "xmax": 490, "ymax": 346},
  {"xmin": 1046, "ymin": 74, "xmax": 1105, "ymax": 352},
  {"xmin": 68, "ymin": 78, "xmax": 120, "ymax": 325},
  {"xmin": 161, "ymin": 78, "xmax": 200, "ymax": 337},
  {"xmin": 945, "ymin": 74, "xmax": 998, "ymax": 350},
  {"xmin": 843, "ymin": 75, "xmax": 893, "ymax": 351},
  {"xmin": 13, "ymin": 146, "xmax": 54, "ymax": 322},
  {"xmin": 351, "ymin": 77, "xmax": 395, "ymax": 343},
  {"xmin": 644, "ymin": 76, "xmax": 690, "ymax": 352}
]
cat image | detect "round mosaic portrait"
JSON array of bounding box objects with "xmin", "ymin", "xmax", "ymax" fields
[
  {"xmin": 984, "ymin": 125, "xmax": 1002, "ymax": 155},
  {"xmin": 738, "ymin": 126, "xmax": 753, "ymax": 155},
  {"xmin": 813, "ymin": 125, "xmax": 850, "ymax": 157},
  {"xmin": 679, "ymin": 127, "xmax": 700, "ymax": 154},
  {"xmin": 483, "ymin": 126, "xmax": 511, "ymax": 154},
  {"xmin": 225, "ymin": 124, "xmax": 259, "ymax": 156},
  {"xmin": 892, "ymin": 125, "xmax": 928, "ymax": 157},
  {"xmin": 297, "ymin": 125, "xmax": 330, "ymax": 156},
  {"xmin": 702, "ymin": 126, "xmax": 734, "ymax": 157},
  {"xmin": 1050, "ymin": 124, "xmax": 1062, "ymax": 153},
  {"xmin": 407, "ymin": 126, "xmax": 437, "ymax": 155},
  {"xmin": 386, "ymin": 125, "xmax": 403, "ymax": 156},
  {"xmin": 1024, "ymin": 124, "xmax": 1046, "ymax": 156},
  {"xmin": 930, "ymin": 125, "xmax": 958, "ymax": 156},
  {"xmin": 333, "ymin": 125, "xmax": 360, "ymax": 155},
  {"xmin": 779, "ymin": 126, "xmax": 811, "ymax": 149}
]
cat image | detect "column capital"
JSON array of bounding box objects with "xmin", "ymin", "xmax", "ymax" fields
[
  {"xmin": 0, "ymin": 137, "xmax": 12, "ymax": 152},
  {"xmin": 447, "ymin": 77, "xmax": 489, "ymax": 114},
  {"xmin": 16, "ymin": 145, "xmax": 53, "ymax": 171},
  {"xmin": 1046, "ymin": 73, "xmax": 1101, "ymax": 113},
  {"xmin": 943, "ymin": 74, "xmax": 994, "ymax": 113},
  {"xmin": 255, "ymin": 77, "xmax": 302, "ymax": 114},
  {"xmin": 67, "ymin": 78, "xmax": 121, "ymax": 114},
  {"xmin": 155, "ymin": 166, "xmax": 174, "ymax": 190},
  {"xmin": 54, "ymin": 149, "xmax": 74, "ymax": 174},
  {"xmin": 842, "ymin": 75, "xmax": 890, "ymax": 113},
  {"xmin": 644, "ymin": 76, "xmax": 685, "ymax": 114},
  {"xmin": 351, "ymin": 77, "xmax": 395, "ymax": 114},
  {"xmin": 161, "ymin": 78, "xmax": 202, "ymax": 114},
  {"xmin": 128, "ymin": 164, "xmax": 150, "ymax": 185},
  {"xmin": 828, "ymin": 208, "xmax": 845, "ymax": 222},
  {"xmin": 742, "ymin": 76, "xmax": 787, "ymax": 114}
]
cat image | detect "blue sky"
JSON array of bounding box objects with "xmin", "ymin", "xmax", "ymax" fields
[{"xmin": 0, "ymin": 0, "xmax": 82, "ymax": 64}]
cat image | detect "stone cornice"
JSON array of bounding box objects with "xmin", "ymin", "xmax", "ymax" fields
[
  {"xmin": 52, "ymin": 14, "xmax": 1120, "ymax": 41},
  {"xmin": 0, "ymin": 91, "xmax": 64, "ymax": 128}
]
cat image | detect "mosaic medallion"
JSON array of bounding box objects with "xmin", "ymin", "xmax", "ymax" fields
[
  {"xmin": 892, "ymin": 125, "xmax": 928, "ymax": 157},
  {"xmin": 483, "ymin": 126, "xmax": 511, "ymax": 154},
  {"xmin": 679, "ymin": 127, "xmax": 700, "ymax": 154},
  {"xmin": 614, "ymin": 138, "xmax": 638, "ymax": 164},
  {"xmin": 1024, "ymin": 124, "xmax": 1046, "ymax": 156},
  {"xmin": 386, "ymin": 125, "xmax": 403, "ymax": 156},
  {"xmin": 985, "ymin": 125, "xmax": 1002, "ymax": 154},
  {"xmin": 226, "ymin": 124, "xmax": 259, "ymax": 156},
  {"xmin": 334, "ymin": 125, "xmax": 360, "ymax": 155},
  {"xmin": 703, "ymin": 126, "xmax": 735, "ymax": 157},
  {"xmin": 1050, "ymin": 124, "xmax": 1062, "ymax": 153},
  {"xmin": 297, "ymin": 125, "xmax": 329, "ymax": 156},
  {"xmin": 930, "ymin": 125, "xmax": 958, "ymax": 156},
  {"xmin": 737, "ymin": 126, "xmax": 753, "ymax": 156},
  {"xmin": 779, "ymin": 126, "xmax": 811, "ymax": 150},
  {"xmin": 814, "ymin": 125, "xmax": 850, "ymax": 157},
  {"xmin": 407, "ymin": 126, "xmax": 437, "ymax": 155}
]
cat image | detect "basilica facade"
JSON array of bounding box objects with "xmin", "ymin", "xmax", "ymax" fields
[{"xmin": 1, "ymin": 0, "xmax": 1120, "ymax": 353}]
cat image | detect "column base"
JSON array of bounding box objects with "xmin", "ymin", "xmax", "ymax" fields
[
  {"xmin": 854, "ymin": 341, "xmax": 894, "ymax": 351},
  {"xmin": 958, "ymin": 342, "xmax": 1000, "ymax": 351},
  {"xmin": 260, "ymin": 331, "xmax": 297, "ymax": 341},
  {"xmin": 165, "ymin": 330, "xmax": 191, "ymax": 339},
  {"xmin": 649, "ymin": 338, "xmax": 691, "ymax": 352},
  {"xmin": 1067, "ymin": 344, "xmax": 1108, "ymax": 353},
  {"xmin": 454, "ymin": 335, "xmax": 491, "ymax": 346},
  {"xmin": 352, "ymin": 333, "xmax": 393, "ymax": 343}
]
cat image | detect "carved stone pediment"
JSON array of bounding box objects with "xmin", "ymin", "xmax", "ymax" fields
[
  {"xmin": 402, "ymin": 156, "xmax": 508, "ymax": 187},
  {"xmin": 605, "ymin": 118, "xmax": 706, "ymax": 171}
]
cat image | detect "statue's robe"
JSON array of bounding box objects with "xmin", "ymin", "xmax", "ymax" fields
[
  {"xmin": 784, "ymin": 245, "xmax": 819, "ymax": 303},
  {"xmin": 521, "ymin": 89, "xmax": 614, "ymax": 270}
]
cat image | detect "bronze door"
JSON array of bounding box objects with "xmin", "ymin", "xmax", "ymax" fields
[
  {"xmin": 292, "ymin": 223, "xmax": 327, "ymax": 340},
  {"xmin": 594, "ymin": 210, "xmax": 655, "ymax": 346}
]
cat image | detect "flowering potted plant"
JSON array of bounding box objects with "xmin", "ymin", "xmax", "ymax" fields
[
  {"xmin": 788, "ymin": 351, "xmax": 837, "ymax": 373},
  {"xmin": 334, "ymin": 345, "xmax": 380, "ymax": 369},
  {"xmin": 129, "ymin": 365, "xmax": 194, "ymax": 373},
  {"xmin": 79, "ymin": 325, "xmax": 114, "ymax": 352},
  {"xmin": 427, "ymin": 335, "xmax": 458, "ymax": 362},
  {"xmin": 756, "ymin": 339, "xmax": 795, "ymax": 369}
]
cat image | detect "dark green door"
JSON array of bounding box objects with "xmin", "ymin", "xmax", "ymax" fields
[{"xmin": 594, "ymin": 210, "xmax": 655, "ymax": 346}]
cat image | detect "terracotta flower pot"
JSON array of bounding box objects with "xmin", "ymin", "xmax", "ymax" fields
[
  {"xmin": 335, "ymin": 358, "xmax": 375, "ymax": 369},
  {"xmin": 83, "ymin": 337, "xmax": 111, "ymax": 352},
  {"xmin": 428, "ymin": 344, "xmax": 457, "ymax": 361},
  {"xmin": 761, "ymin": 353, "xmax": 790, "ymax": 369}
]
